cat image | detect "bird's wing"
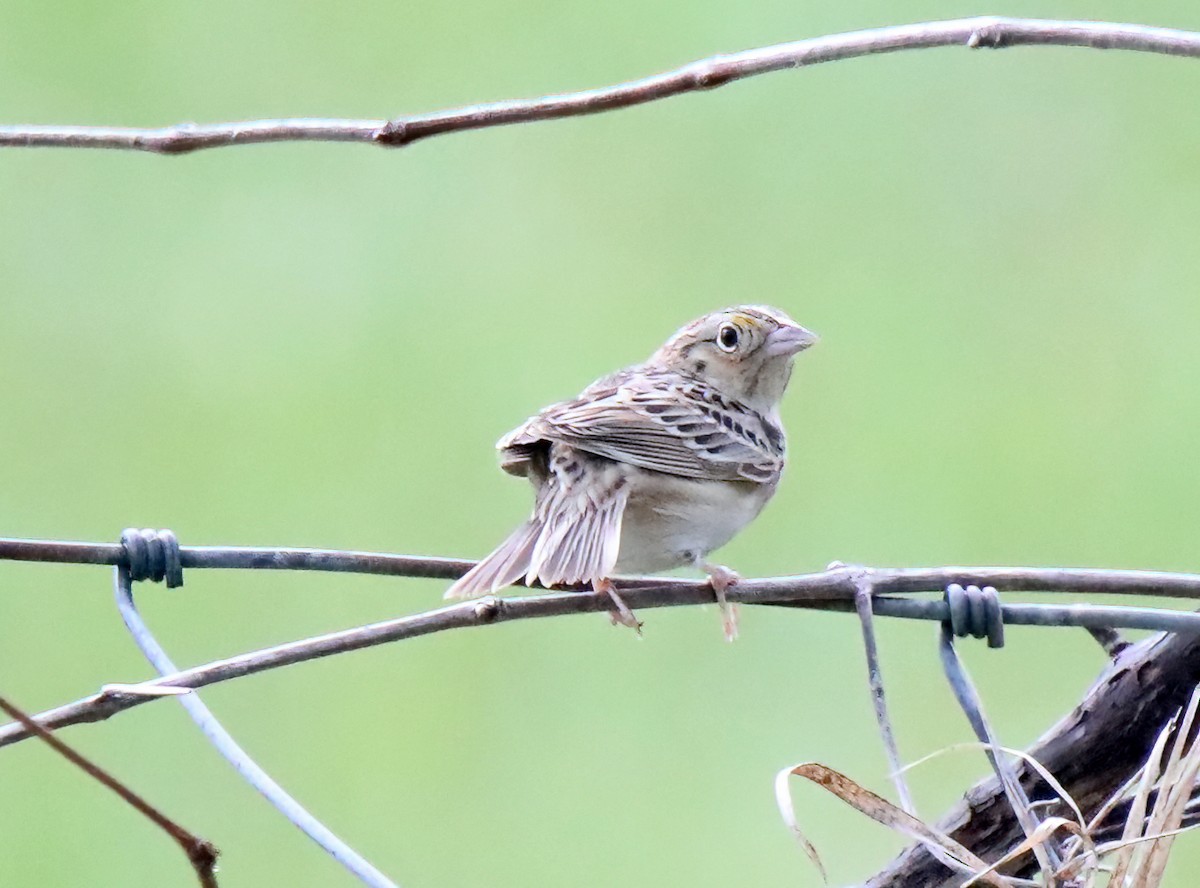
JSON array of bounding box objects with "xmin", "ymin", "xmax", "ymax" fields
[{"xmin": 499, "ymin": 369, "xmax": 784, "ymax": 483}]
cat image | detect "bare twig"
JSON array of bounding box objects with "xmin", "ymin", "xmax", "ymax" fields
[
  {"xmin": 0, "ymin": 694, "xmax": 220, "ymax": 888},
  {"xmin": 0, "ymin": 17, "xmax": 1198, "ymax": 154},
  {"xmin": 4, "ymin": 558, "xmax": 1200, "ymax": 749},
  {"xmin": 1087, "ymin": 626, "xmax": 1131, "ymax": 659}
]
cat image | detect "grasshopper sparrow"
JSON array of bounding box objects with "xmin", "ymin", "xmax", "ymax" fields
[{"xmin": 446, "ymin": 306, "xmax": 817, "ymax": 638}]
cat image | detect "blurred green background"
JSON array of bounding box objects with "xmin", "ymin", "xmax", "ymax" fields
[{"xmin": 3, "ymin": 1, "xmax": 1200, "ymax": 884}]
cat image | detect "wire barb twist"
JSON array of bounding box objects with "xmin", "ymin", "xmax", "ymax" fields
[
  {"xmin": 120, "ymin": 528, "xmax": 184, "ymax": 588},
  {"xmin": 943, "ymin": 583, "xmax": 1004, "ymax": 648}
]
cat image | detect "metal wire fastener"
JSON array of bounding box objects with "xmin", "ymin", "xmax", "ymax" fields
[
  {"xmin": 120, "ymin": 528, "xmax": 183, "ymax": 588},
  {"xmin": 944, "ymin": 583, "xmax": 1004, "ymax": 648}
]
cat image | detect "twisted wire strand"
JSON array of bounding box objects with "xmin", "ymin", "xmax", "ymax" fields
[
  {"xmin": 5, "ymin": 531, "xmax": 1200, "ymax": 885},
  {"xmin": 114, "ymin": 560, "xmax": 398, "ymax": 888},
  {"xmin": 938, "ymin": 608, "xmax": 1060, "ymax": 874},
  {"xmin": 7, "ymin": 535, "xmax": 1200, "ymax": 603}
]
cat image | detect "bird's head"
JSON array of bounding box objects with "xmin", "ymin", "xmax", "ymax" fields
[{"xmin": 650, "ymin": 305, "xmax": 818, "ymax": 414}]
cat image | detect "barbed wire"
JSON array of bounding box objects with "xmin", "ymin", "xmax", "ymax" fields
[
  {"xmin": 112, "ymin": 556, "xmax": 397, "ymax": 888},
  {"xmin": 5, "ymin": 531, "xmax": 1200, "ymax": 886},
  {"xmin": 0, "ymin": 17, "xmax": 1198, "ymax": 155},
  {"xmin": 8, "ymin": 11, "xmax": 1200, "ymax": 885},
  {"xmin": 5, "ymin": 532, "xmax": 1200, "ymax": 753}
]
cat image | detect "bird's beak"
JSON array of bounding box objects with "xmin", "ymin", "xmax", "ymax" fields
[{"xmin": 765, "ymin": 323, "xmax": 819, "ymax": 357}]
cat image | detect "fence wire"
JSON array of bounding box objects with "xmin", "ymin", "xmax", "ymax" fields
[{"xmin": 4, "ymin": 530, "xmax": 1200, "ymax": 886}]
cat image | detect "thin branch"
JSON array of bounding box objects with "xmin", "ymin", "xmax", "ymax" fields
[
  {"xmin": 4, "ymin": 563, "xmax": 1200, "ymax": 750},
  {"xmin": 1, "ymin": 17, "xmax": 1198, "ymax": 154},
  {"xmin": 0, "ymin": 694, "xmax": 220, "ymax": 888}
]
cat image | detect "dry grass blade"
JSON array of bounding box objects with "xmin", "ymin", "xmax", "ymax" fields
[
  {"xmin": 774, "ymin": 762, "xmax": 1013, "ymax": 887},
  {"xmin": 1085, "ymin": 770, "xmax": 1151, "ymax": 841},
  {"xmin": 1105, "ymin": 709, "xmax": 1175, "ymax": 885},
  {"xmin": 960, "ymin": 816, "xmax": 1089, "ymax": 887},
  {"xmin": 773, "ymin": 764, "xmax": 829, "ymax": 882},
  {"xmin": 903, "ymin": 742, "xmax": 1101, "ymax": 884},
  {"xmin": 1152, "ymin": 687, "xmax": 1200, "ymax": 814},
  {"xmin": 901, "ymin": 742, "xmax": 1086, "ymax": 830},
  {"xmin": 1136, "ymin": 685, "xmax": 1200, "ymax": 884}
]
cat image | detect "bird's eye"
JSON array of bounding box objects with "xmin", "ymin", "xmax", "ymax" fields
[{"xmin": 717, "ymin": 324, "xmax": 740, "ymax": 352}]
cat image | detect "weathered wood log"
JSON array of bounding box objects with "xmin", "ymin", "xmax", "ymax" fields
[{"xmin": 867, "ymin": 629, "xmax": 1200, "ymax": 886}]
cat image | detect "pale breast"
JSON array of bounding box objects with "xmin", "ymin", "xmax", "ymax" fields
[{"xmin": 613, "ymin": 470, "xmax": 777, "ymax": 574}]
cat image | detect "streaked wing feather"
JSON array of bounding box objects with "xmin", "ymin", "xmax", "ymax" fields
[{"xmin": 501, "ymin": 369, "xmax": 782, "ymax": 483}]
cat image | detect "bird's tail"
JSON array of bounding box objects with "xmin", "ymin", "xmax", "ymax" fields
[
  {"xmin": 445, "ymin": 478, "xmax": 629, "ymax": 600},
  {"xmin": 444, "ymin": 517, "xmax": 544, "ymax": 600}
]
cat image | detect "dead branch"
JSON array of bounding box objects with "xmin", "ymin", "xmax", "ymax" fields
[
  {"xmin": 3, "ymin": 545, "xmax": 1200, "ymax": 750},
  {"xmin": 0, "ymin": 694, "xmax": 219, "ymax": 887},
  {"xmin": 0, "ymin": 17, "xmax": 1198, "ymax": 154}
]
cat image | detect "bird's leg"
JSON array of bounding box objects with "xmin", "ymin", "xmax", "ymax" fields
[
  {"xmin": 702, "ymin": 562, "xmax": 740, "ymax": 642},
  {"xmin": 595, "ymin": 577, "xmax": 642, "ymax": 635}
]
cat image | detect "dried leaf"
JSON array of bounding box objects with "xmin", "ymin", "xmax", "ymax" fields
[{"xmin": 775, "ymin": 762, "xmax": 1011, "ymax": 887}]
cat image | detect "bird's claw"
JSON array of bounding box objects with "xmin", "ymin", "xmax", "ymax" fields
[
  {"xmin": 597, "ymin": 579, "xmax": 643, "ymax": 636},
  {"xmin": 703, "ymin": 563, "xmax": 741, "ymax": 642}
]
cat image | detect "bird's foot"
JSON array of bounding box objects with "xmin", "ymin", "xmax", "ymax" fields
[
  {"xmin": 595, "ymin": 578, "xmax": 643, "ymax": 635},
  {"xmin": 703, "ymin": 563, "xmax": 740, "ymax": 642}
]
